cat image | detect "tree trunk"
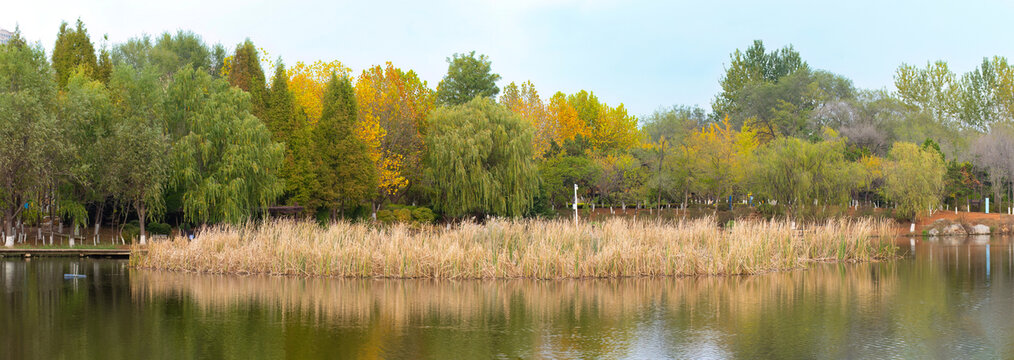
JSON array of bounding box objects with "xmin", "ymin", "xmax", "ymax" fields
[
  {"xmin": 94, "ymin": 202, "xmax": 104, "ymax": 245},
  {"xmin": 3, "ymin": 213, "xmax": 13, "ymax": 248},
  {"xmin": 137, "ymin": 203, "xmax": 147, "ymax": 245}
]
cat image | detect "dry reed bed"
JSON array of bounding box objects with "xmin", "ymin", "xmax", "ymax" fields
[{"xmin": 131, "ymin": 217, "xmax": 897, "ymax": 278}]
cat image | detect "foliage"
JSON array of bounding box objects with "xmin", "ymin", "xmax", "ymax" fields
[
  {"xmin": 749, "ymin": 130, "xmax": 863, "ymax": 210},
  {"xmin": 0, "ymin": 42, "xmax": 60, "ymax": 234},
  {"xmin": 355, "ymin": 62, "xmax": 435, "ymax": 202},
  {"xmin": 287, "ymin": 59, "xmax": 352, "ymax": 124},
  {"xmin": 165, "ymin": 66, "xmax": 284, "ymax": 224},
  {"xmin": 314, "ymin": 74, "xmax": 377, "ymax": 218},
  {"xmin": 436, "ymin": 51, "xmax": 501, "ymax": 106},
  {"xmin": 226, "ymin": 39, "xmax": 268, "ymax": 118},
  {"xmin": 426, "ymin": 97, "xmax": 539, "ymax": 217},
  {"xmin": 883, "ymin": 142, "xmax": 947, "ymax": 221},
  {"xmin": 52, "ymin": 19, "xmax": 99, "ymax": 88}
]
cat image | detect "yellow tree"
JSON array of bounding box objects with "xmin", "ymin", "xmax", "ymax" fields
[
  {"xmin": 591, "ymin": 102, "xmax": 640, "ymax": 151},
  {"xmin": 355, "ymin": 62, "xmax": 435, "ymax": 205},
  {"xmin": 500, "ymin": 81, "xmax": 553, "ymax": 158},
  {"xmin": 287, "ymin": 60, "xmax": 352, "ymax": 124},
  {"xmin": 686, "ymin": 116, "xmax": 758, "ymax": 203},
  {"xmin": 548, "ymin": 91, "xmax": 586, "ymax": 145}
]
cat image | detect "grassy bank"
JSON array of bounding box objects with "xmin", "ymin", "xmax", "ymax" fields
[{"xmin": 131, "ymin": 218, "xmax": 897, "ymax": 278}]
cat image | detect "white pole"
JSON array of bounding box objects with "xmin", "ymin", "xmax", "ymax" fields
[{"xmin": 573, "ymin": 184, "xmax": 579, "ymax": 226}]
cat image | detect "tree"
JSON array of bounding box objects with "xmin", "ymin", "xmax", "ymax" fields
[
  {"xmin": 165, "ymin": 66, "xmax": 284, "ymax": 224},
  {"xmin": 435, "ymin": 51, "xmax": 501, "ymax": 106},
  {"xmin": 713, "ymin": 40, "xmax": 806, "ymax": 121},
  {"xmin": 883, "ymin": 142, "xmax": 946, "ymax": 221},
  {"xmin": 52, "ymin": 19, "xmax": 99, "ymax": 88},
  {"xmin": 0, "ymin": 42, "xmax": 60, "ymax": 246},
  {"xmin": 426, "ymin": 97, "xmax": 539, "ymax": 217},
  {"xmin": 749, "ymin": 130, "xmax": 863, "ymax": 212},
  {"xmin": 539, "ymin": 155, "xmax": 600, "ymax": 208},
  {"xmin": 500, "ymin": 81, "xmax": 554, "ymax": 158},
  {"xmin": 314, "ymin": 74, "xmax": 377, "ymax": 219},
  {"xmin": 268, "ymin": 62, "xmax": 316, "ymax": 210},
  {"xmin": 641, "ymin": 105, "xmax": 706, "ymax": 144},
  {"xmin": 226, "ymin": 39, "xmax": 268, "ymax": 119},
  {"xmin": 685, "ymin": 117, "xmax": 758, "ymax": 202},
  {"xmin": 355, "ymin": 62, "xmax": 435, "ymax": 206},
  {"xmin": 107, "ymin": 65, "xmax": 170, "ymax": 244},
  {"xmin": 287, "ymin": 60, "xmax": 352, "ymax": 124}
]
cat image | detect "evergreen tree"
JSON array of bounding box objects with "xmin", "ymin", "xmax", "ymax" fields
[
  {"xmin": 227, "ymin": 39, "xmax": 268, "ymax": 119},
  {"xmin": 314, "ymin": 74, "xmax": 377, "ymax": 220},
  {"xmin": 268, "ymin": 62, "xmax": 316, "ymax": 210},
  {"xmin": 52, "ymin": 19, "xmax": 99, "ymax": 88}
]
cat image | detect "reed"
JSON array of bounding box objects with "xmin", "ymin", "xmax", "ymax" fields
[{"xmin": 132, "ymin": 217, "xmax": 897, "ymax": 279}]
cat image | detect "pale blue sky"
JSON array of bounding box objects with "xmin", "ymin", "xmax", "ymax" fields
[{"xmin": 4, "ymin": 0, "xmax": 1013, "ymax": 116}]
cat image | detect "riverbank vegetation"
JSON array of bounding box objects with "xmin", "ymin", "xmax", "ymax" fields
[
  {"xmin": 132, "ymin": 218, "xmax": 895, "ymax": 278},
  {"xmin": 2, "ymin": 20, "xmax": 1014, "ymax": 247}
]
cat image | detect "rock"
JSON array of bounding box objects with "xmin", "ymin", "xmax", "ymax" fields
[
  {"xmin": 927, "ymin": 228, "xmax": 940, "ymax": 236},
  {"xmin": 942, "ymin": 223, "xmax": 967, "ymax": 236},
  {"xmin": 969, "ymin": 224, "xmax": 991, "ymax": 235}
]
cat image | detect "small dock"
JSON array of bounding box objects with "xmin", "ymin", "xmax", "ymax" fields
[{"xmin": 0, "ymin": 248, "xmax": 134, "ymax": 258}]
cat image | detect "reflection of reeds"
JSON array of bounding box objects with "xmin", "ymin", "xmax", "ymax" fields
[
  {"xmin": 130, "ymin": 263, "xmax": 897, "ymax": 327},
  {"xmin": 132, "ymin": 218, "xmax": 895, "ymax": 278}
]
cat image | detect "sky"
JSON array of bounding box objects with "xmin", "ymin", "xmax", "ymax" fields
[{"xmin": 4, "ymin": 0, "xmax": 1013, "ymax": 117}]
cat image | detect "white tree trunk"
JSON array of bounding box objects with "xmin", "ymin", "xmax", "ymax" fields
[
  {"xmin": 4, "ymin": 234, "xmax": 12, "ymax": 247},
  {"xmin": 139, "ymin": 234, "xmax": 146, "ymax": 245}
]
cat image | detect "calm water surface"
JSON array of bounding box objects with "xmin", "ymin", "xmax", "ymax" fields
[{"xmin": 3, "ymin": 237, "xmax": 1014, "ymax": 359}]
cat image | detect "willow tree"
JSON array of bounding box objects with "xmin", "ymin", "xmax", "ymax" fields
[
  {"xmin": 108, "ymin": 64, "xmax": 170, "ymax": 244},
  {"xmin": 749, "ymin": 131, "xmax": 864, "ymax": 213},
  {"xmin": 884, "ymin": 142, "xmax": 946, "ymax": 221},
  {"xmin": 426, "ymin": 97, "xmax": 539, "ymax": 218},
  {"xmin": 165, "ymin": 66, "xmax": 284, "ymax": 224},
  {"xmin": 0, "ymin": 41, "xmax": 59, "ymax": 246},
  {"xmin": 314, "ymin": 74, "xmax": 376, "ymax": 220}
]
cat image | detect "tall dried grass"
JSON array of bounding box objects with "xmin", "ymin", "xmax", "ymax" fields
[{"xmin": 132, "ymin": 217, "xmax": 896, "ymax": 278}]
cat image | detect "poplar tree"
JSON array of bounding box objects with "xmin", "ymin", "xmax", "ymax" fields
[
  {"xmin": 0, "ymin": 42, "xmax": 59, "ymax": 245},
  {"xmin": 314, "ymin": 74, "xmax": 377, "ymax": 219},
  {"xmin": 52, "ymin": 19, "xmax": 99, "ymax": 88},
  {"xmin": 227, "ymin": 39, "xmax": 268, "ymax": 119}
]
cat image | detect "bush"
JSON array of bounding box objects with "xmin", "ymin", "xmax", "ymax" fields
[
  {"xmin": 122, "ymin": 224, "xmax": 140, "ymax": 242},
  {"xmin": 394, "ymin": 208, "xmax": 413, "ymax": 222},
  {"xmin": 376, "ymin": 210, "xmax": 395, "ymax": 224},
  {"xmin": 147, "ymin": 222, "xmax": 172, "ymax": 235},
  {"xmin": 411, "ymin": 207, "xmax": 436, "ymax": 223}
]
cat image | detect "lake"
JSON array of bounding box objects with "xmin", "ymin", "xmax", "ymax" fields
[{"xmin": 2, "ymin": 236, "xmax": 1013, "ymax": 359}]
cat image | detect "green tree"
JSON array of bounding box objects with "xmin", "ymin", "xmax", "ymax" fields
[
  {"xmin": 749, "ymin": 131, "xmax": 863, "ymax": 212},
  {"xmin": 539, "ymin": 155, "xmax": 600, "ymax": 209},
  {"xmin": 883, "ymin": 142, "xmax": 946, "ymax": 221},
  {"xmin": 52, "ymin": 19, "xmax": 99, "ymax": 88},
  {"xmin": 713, "ymin": 40, "xmax": 806, "ymax": 121},
  {"xmin": 227, "ymin": 39, "xmax": 268, "ymax": 118},
  {"xmin": 107, "ymin": 65, "xmax": 170, "ymax": 244},
  {"xmin": 435, "ymin": 51, "xmax": 501, "ymax": 106},
  {"xmin": 165, "ymin": 66, "xmax": 284, "ymax": 224},
  {"xmin": 426, "ymin": 97, "xmax": 539, "ymax": 217},
  {"xmin": 0, "ymin": 42, "xmax": 60, "ymax": 245},
  {"xmin": 314, "ymin": 74, "xmax": 377, "ymax": 219},
  {"xmin": 268, "ymin": 62, "xmax": 316, "ymax": 210}
]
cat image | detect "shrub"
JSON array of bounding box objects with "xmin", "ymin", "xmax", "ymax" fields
[
  {"xmin": 122, "ymin": 224, "xmax": 140, "ymax": 242},
  {"xmin": 376, "ymin": 210, "xmax": 395, "ymax": 224},
  {"xmin": 148, "ymin": 223, "xmax": 172, "ymax": 235},
  {"xmin": 394, "ymin": 208, "xmax": 412, "ymax": 222},
  {"xmin": 411, "ymin": 207, "xmax": 436, "ymax": 224}
]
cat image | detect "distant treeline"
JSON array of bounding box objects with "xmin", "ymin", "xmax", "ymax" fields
[{"xmin": 1, "ymin": 20, "xmax": 1011, "ymax": 242}]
